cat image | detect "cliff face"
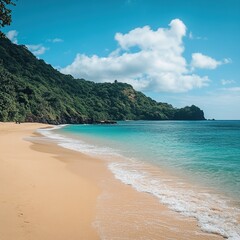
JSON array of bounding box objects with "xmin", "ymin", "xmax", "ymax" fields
[{"xmin": 0, "ymin": 37, "xmax": 205, "ymax": 124}]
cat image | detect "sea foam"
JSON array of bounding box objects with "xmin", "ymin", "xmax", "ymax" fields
[
  {"xmin": 109, "ymin": 161, "xmax": 240, "ymax": 239},
  {"xmin": 38, "ymin": 125, "xmax": 121, "ymax": 157}
]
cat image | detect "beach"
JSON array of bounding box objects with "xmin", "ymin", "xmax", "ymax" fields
[
  {"xmin": 0, "ymin": 122, "xmax": 225, "ymax": 240},
  {"xmin": 0, "ymin": 123, "xmax": 100, "ymax": 240}
]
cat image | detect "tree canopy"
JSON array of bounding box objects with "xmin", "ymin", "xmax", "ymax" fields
[
  {"xmin": 0, "ymin": 0, "xmax": 16, "ymax": 36},
  {"xmin": 0, "ymin": 37, "xmax": 205, "ymax": 123}
]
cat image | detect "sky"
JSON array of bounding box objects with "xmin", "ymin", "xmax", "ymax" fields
[{"xmin": 3, "ymin": 0, "xmax": 240, "ymax": 119}]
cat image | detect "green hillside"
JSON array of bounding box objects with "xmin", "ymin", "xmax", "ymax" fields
[{"xmin": 0, "ymin": 37, "xmax": 205, "ymax": 124}]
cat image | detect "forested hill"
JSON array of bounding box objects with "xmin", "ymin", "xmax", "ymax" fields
[{"xmin": 0, "ymin": 37, "xmax": 205, "ymax": 124}]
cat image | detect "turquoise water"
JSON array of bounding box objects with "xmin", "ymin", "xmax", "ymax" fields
[
  {"xmin": 60, "ymin": 120, "xmax": 240, "ymax": 200},
  {"xmin": 42, "ymin": 120, "xmax": 240, "ymax": 239}
]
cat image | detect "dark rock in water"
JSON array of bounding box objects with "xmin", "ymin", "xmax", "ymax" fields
[{"xmin": 94, "ymin": 120, "xmax": 117, "ymax": 124}]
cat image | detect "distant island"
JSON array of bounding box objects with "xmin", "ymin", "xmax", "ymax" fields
[{"xmin": 0, "ymin": 37, "xmax": 205, "ymax": 124}]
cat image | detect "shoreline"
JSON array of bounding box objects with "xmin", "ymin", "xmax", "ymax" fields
[{"xmin": 0, "ymin": 122, "xmax": 224, "ymax": 239}]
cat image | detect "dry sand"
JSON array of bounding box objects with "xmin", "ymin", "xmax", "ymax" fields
[
  {"xmin": 0, "ymin": 123, "xmax": 224, "ymax": 240},
  {"xmin": 0, "ymin": 123, "xmax": 101, "ymax": 240}
]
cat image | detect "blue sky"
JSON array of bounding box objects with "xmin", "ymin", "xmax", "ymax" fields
[{"xmin": 3, "ymin": 0, "xmax": 240, "ymax": 119}]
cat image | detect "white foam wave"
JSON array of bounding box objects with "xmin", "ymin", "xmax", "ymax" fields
[
  {"xmin": 109, "ymin": 161, "xmax": 240, "ymax": 240},
  {"xmin": 37, "ymin": 125, "xmax": 121, "ymax": 157}
]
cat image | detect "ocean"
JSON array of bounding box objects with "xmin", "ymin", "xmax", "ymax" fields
[{"xmin": 39, "ymin": 120, "xmax": 240, "ymax": 239}]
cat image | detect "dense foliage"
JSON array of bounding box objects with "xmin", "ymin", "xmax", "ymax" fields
[
  {"xmin": 0, "ymin": 37, "xmax": 205, "ymax": 123},
  {"xmin": 0, "ymin": 0, "xmax": 16, "ymax": 37}
]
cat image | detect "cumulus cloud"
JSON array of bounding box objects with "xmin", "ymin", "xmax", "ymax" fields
[
  {"xmin": 47, "ymin": 38, "xmax": 63, "ymax": 43},
  {"xmin": 6, "ymin": 30, "xmax": 18, "ymax": 44},
  {"xmin": 61, "ymin": 19, "xmax": 215, "ymax": 92},
  {"xmin": 191, "ymin": 53, "xmax": 230, "ymax": 70},
  {"xmin": 115, "ymin": 19, "xmax": 186, "ymax": 51},
  {"xmin": 26, "ymin": 44, "xmax": 48, "ymax": 56}
]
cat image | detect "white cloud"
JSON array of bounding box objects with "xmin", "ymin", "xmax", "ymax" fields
[
  {"xmin": 223, "ymin": 58, "xmax": 232, "ymax": 64},
  {"xmin": 61, "ymin": 19, "xmax": 219, "ymax": 93},
  {"xmin": 26, "ymin": 44, "xmax": 48, "ymax": 56},
  {"xmin": 189, "ymin": 31, "xmax": 207, "ymax": 40},
  {"xmin": 5, "ymin": 31, "xmax": 49, "ymax": 56},
  {"xmin": 191, "ymin": 53, "xmax": 230, "ymax": 70},
  {"xmin": 6, "ymin": 30, "xmax": 18, "ymax": 44},
  {"xmin": 221, "ymin": 79, "xmax": 235, "ymax": 85},
  {"xmin": 47, "ymin": 38, "xmax": 63, "ymax": 43},
  {"xmin": 189, "ymin": 32, "xmax": 194, "ymax": 39}
]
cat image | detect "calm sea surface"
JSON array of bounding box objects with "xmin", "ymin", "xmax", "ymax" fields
[{"xmin": 41, "ymin": 120, "xmax": 240, "ymax": 239}]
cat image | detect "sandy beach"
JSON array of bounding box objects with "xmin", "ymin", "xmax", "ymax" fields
[
  {"xmin": 0, "ymin": 123, "xmax": 101, "ymax": 240},
  {"xmin": 0, "ymin": 123, "xmax": 224, "ymax": 240}
]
